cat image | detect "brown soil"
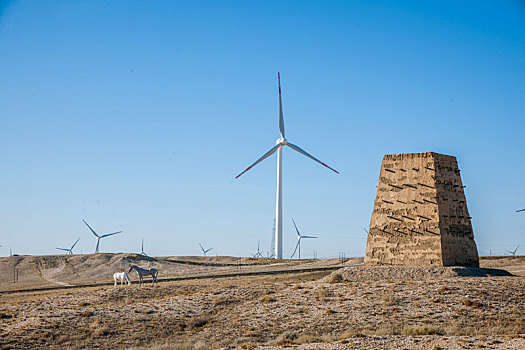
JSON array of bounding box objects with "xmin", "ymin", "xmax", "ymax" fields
[{"xmin": 0, "ymin": 255, "xmax": 523, "ymax": 349}]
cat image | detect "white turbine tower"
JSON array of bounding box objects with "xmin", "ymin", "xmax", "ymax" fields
[
  {"xmin": 290, "ymin": 219, "xmax": 317, "ymax": 259},
  {"xmin": 56, "ymin": 237, "xmax": 80, "ymax": 255},
  {"xmin": 236, "ymin": 73, "xmax": 338, "ymax": 259},
  {"xmin": 82, "ymin": 220, "xmax": 122, "ymax": 254}
]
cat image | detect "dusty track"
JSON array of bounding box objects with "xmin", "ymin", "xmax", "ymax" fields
[{"xmin": 0, "ymin": 265, "xmax": 343, "ymax": 295}]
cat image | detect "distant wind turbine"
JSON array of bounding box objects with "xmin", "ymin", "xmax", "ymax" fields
[
  {"xmin": 251, "ymin": 241, "xmax": 263, "ymax": 258},
  {"xmin": 290, "ymin": 219, "xmax": 317, "ymax": 259},
  {"xmin": 140, "ymin": 237, "xmax": 148, "ymax": 256},
  {"xmin": 235, "ymin": 73, "xmax": 339, "ymax": 259},
  {"xmin": 199, "ymin": 243, "xmax": 213, "ymax": 257},
  {"xmin": 82, "ymin": 220, "xmax": 122, "ymax": 253},
  {"xmin": 506, "ymin": 245, "xmax": 520, "ymax": 256},
  {"xmin": 56, "ymin": 237, "xmax": 80, "ymax": 255}
]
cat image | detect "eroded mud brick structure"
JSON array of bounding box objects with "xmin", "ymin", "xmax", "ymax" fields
[{"xmin": 364, "ymin": 152, "xmax": 479, "ymax": 267}]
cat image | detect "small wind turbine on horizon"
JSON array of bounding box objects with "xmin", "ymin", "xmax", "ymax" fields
[
  {"xmin": 251, "ymin": 241, "xmax": 263, "ymax": 258},
  {"xmin": 506, "ymin": 245, "xmax": 520, "ymax": 256},
  {"xmin": 199, "ymin": 243, "xmax": 213, "ymax": 257},
  {"xmin": 56, "ymin": 237, "xmax": 80, "ymax": 255},
  {"xmin": 235, "ymin": 73, "xmax": 339, "ymax": 259},
  {"xmin": 140, "ymin": 237, "xmax": 148, "ymax": 256},
  {"xmin": 290, "ymin": 219, "xmax": 317, "ymax": 259},
  {"xmin": 82, "ymin": 220, "xmax": 122, "ymax": 254}
]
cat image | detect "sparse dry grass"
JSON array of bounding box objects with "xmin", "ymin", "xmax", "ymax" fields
[{"xmin": 0, "ymin": 256, "xmax": 524, "ymax": 349}]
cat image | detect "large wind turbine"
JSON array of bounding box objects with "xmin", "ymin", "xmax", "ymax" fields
[
  {"xmin": 290, "ymin": 219, "xmax": 317, "ymax": 259},
  {"xmin": 56, "ymin": 237, "xmax": 80, "ymax": 255},
  {"xmin": 235, "ymin": 73, "xmax": 338, "ymax": 259},
  {"xmin": 82, "ymin": 220, "xmax": 122, "ymax": 253}
]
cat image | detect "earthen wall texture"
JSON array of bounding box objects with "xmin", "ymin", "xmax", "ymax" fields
[{"xmin": 364, "ymin": 152, "xmax": 479, "ymax": 267}]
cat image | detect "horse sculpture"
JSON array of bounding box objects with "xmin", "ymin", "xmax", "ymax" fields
[
  {"xmin": 128, "ymin": 265, "xmax": 158, "ymax": 286},
  {"xmin": 113, "ymin": 272, "xmax": 131, "ymax": 286}
]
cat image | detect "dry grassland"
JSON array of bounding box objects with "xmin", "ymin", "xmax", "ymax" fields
[{"xmin": 0, "ymin": 255, "xmax": 524, "ymax": 349}]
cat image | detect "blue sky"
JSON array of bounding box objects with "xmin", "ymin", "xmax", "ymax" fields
[{"xmin": 0, "ymin": 1, "xmax": 524, "ymax": 258}]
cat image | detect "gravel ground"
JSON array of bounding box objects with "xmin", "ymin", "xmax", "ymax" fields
[
  {"xmin": 1, "ymin": 261, "xmax": 524, "ymax": 349},
  {"xmin": 256, "ymin": 335, "xmax": 525, "ymax": 350}
]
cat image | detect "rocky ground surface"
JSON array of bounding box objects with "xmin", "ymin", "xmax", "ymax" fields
[
  {"xmin": 256, "ymin": 335, "xmax": 525, "ymax": 349},
  {"xmin": 0, "ymin": 256, "xmax": 524, "ymax": 349}
]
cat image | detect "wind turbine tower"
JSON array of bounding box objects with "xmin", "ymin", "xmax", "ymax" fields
[{"xmin": 236, "ymin": 73, "xmax": 338, "ymax": 259}]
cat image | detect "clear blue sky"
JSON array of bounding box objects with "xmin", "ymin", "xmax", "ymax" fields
[{"xmin": 1, "ymin": 1, "xmax": 524, "ymax": 258}]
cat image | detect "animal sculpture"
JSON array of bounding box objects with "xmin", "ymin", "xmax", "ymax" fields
[
  {"xmin": 113, "ymin": 272, "xmax": 131, "ymax": 286},
  {"xmin": 128, "ymin": 265, "xmax": 158, "ymax": 286}
]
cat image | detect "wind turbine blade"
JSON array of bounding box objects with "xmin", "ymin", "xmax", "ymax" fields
[
  {"xmin": 206, "ymin": 247, "xmax": 213, "ymax": 253},
  {"xmin": 71, "ymin": 237, "xmax": 80, "ymax": 250},
  {"xmin": 302, "ymin": 235, "xmax": 318, "ymax": 239},
  {"xmin": 363, "ymin": 228, "xmax": 369, "ymax": 234},
  {"xmin": 516, "ymin": 209, "xmax": 525, "ymax": 212},
  {"xmin": 100, "ymin": 231, "xmax": 122, "ymax": 238},
  {"xmin": 291, "ymin": 218, "xmax": 301, "ymax": 237},
  {"xmin": 278, "ymin": 72, "xmax": 285, "ymax": 139},
  {"xmin": 235, "ymin": 143, "xmax": 283, "ymax": 179},
  {"xmin": 83, "ymin": 220, "xmax": 100, "ymax": 238},
  {"xmin": 290, "ymin": 240, "xmax": 300, "ymax": 259},
  {"xmin": 286, "ymin": 142, "xmax": 339, "ymax": 174},
  {"xmin": 95, "ymin": 240, "xmax": 100, "ymax": 253},
  {"xmin": 56, "ymin": 248, "xmax": 69, "ymax": 251},
  {"xmin": 142, "ymin": 237, "xmax": 144, "ymax": 252},
  {"xmin": 199, "ymin": 243, "xmax": 205, "ymax": 252}
]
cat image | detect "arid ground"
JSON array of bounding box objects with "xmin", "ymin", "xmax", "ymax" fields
[{"xmin": 0, "ymin": 254, "xmax": 524, "ymax": 349}]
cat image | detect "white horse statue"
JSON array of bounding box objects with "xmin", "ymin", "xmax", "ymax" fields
[
  {"xmin": 113, "ymin": 272, "xmax": 131, "ymax": 286},
  {"xmin": 128, "ymin": 265, "xmax": 158, "ymax": 286}
]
